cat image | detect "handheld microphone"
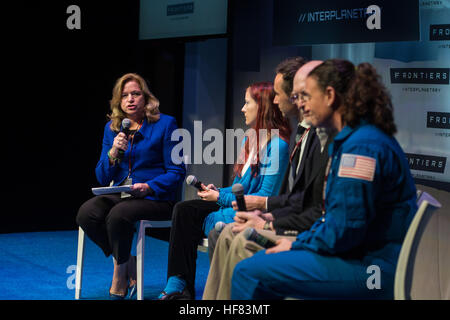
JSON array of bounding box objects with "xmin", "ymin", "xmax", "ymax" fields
[
  {"xmin": 232, "ymin": 183, "xmax": 247, "ymax": 211},
  {"xmin": 186, "ymin": 175, "xmax": 205, "ymax": 191},
  {"xmin": 214, "ymin": 221, "xmax": 226, "ymax": 233},
  {"xmin": 243, "ymin": 228, "xmax": 276, "ymax": 249},
  {"xmin": 117, "ymin": 118, "xmax": 131, "ymax": 161}
]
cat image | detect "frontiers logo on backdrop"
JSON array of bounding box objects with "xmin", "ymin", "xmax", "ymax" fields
[
  {"xmin": 390, "ymin": 68, "xmax": 449, "ymax": 85},
  {"xmin": 427, "ymin": 112, "xmax": 450, "ymax": 129},
  {"xmin": 406, "ymin": 153, "xmax": 447, "ymax": 173},
  {"xmin": 430, "ymin": 24, "xmax": 450, "ymax": 41}
]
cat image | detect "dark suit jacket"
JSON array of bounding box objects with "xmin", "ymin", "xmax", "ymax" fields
[
  {"xmin": 276, "ymin": 119, "xmax": 300, "ymax": 196},
  {"xmin": 267, "ymin": 128, "xmax": 335, "ymax": 235}
]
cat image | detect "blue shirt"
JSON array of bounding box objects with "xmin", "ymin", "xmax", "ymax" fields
[
  {"xmin": 291, "ymin": 122, "xmax": 417, "ymax": 268},
  {"xmin": 95, "ymin": 114, "xmax": 186, "ymax": 201},
  {"xmin": 203, "ymin": 135, "xmax": 289, "ymax": 236}
]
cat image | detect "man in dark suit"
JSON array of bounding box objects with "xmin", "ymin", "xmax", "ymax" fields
[{"xmin": 202, "ymin": 61, "xmax": 336, "ymax": 299}]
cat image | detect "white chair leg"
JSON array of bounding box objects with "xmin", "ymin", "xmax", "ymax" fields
[
  {"xmin": 136, "ymin": 221, "xmax": 145, "ymax": 300},
  {"xmin": 75, "ymin": 226, "xmax": 85, "ymax": 300}
]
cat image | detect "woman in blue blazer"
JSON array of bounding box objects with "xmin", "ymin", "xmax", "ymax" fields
[
  {"xmin": 76, "ymin": 73, "xmax": 186, "ymax": 299},
  {"xmin": 159, "ymin": 81, "xmax": 291, "ymax": 299}
]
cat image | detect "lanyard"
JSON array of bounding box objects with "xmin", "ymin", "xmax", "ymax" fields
[
  {"xmin": 127, "ymin": 121, "xmax": 143, "ymax": 178},
  {"xmin": 321, "ymin": 157, "xmax": 332, "ymax": 222},
  {"xmin": 289, "ymin": 127, "xmax": 311, "ymax": 163}
]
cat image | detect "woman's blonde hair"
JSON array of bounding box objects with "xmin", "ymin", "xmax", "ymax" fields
[{"xmin": 108, "ymin": 73, "xmax": 160, "ymax": 131}]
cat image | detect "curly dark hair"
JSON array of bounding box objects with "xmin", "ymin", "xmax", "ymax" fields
[
  {"xmin": 309, "ymin": 59, "xmax": 397, "ymax": 136},
  {"xmin": 275, "ymin": 57, "xmax": 307, "ymax": 96},
  {"xmin": 345, "ymin": 62, "xmax": 396, "ymax": 136}
]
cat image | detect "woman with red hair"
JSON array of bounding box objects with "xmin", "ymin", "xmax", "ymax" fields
[{"xmin": 159, "ymin": 81, "xmax": 291, "ymax": 300}]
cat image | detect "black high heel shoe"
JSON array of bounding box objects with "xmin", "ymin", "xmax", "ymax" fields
[{"xmin": 127, "ymin": 284, "xmax": 137, "ymax": 300}]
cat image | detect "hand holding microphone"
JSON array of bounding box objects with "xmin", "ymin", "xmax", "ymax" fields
[
  {"xmin": 232, "ymin": 184, "xmax": 247, "ymax": 211},
  {"xmin": 206, "ymin": 184, "xmax": 219, "ymax": 191},
  {"xmin": 243, "ymin": 228, "xmax": 293, "ymax": 254},
  {"xmin": 186, "ymin": 175, "xmax": 219, "ymax": 201},
  {"xmin": 186, "ymin": 175, "xmax": 208, "ymax": 191},
  {"xmin": 265, "ymin": 238, "xmax": 293, "ymax": 254},
  {"xmin": 112, "ymin": 133, "xmax": 128, "ymax": 153},
  {"xmin": 110, "ymin": 118, "xmax": 131, "ymax": 162},
  {"xmin": 243, "ymin": 228, "xmax": 276, "ymax": 249},
  {"xmin": 232, "ymin": 195, "xmax": 267, "ymax": 211}
]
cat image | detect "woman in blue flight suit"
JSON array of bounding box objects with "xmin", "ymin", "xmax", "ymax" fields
[{"xmin": 231, "ymin": 60, "xmax": 417, "ymax": 300}]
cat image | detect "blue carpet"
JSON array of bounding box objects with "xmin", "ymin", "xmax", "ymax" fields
[{"xmin": 0, "ymin": 231, "xmax": 210, "ymax": 300}]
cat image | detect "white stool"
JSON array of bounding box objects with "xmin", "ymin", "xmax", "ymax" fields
[{"xmin": 75, "ymin": 219, "xmax": 171, "ymax": 300}]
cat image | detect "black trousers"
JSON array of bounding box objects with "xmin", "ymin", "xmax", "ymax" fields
[
  {"xmin": 167, "ymin": 199, "xmax": 220, "ymax": 297},
  {"xmin": 76, "ymin": 194, "xmax": 173, "ymax": 265}
]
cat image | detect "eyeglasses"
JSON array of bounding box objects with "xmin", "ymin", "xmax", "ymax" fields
[
  {"xmin": 121, "ymin": 91, "xmax": 142, "ymax": 99},
  {"xmin": 289, "ymin": 93, "xmax": 300, "ymax": 104},
  {"xmin": 289, "ymin": 92, "xmax": 309, "ymax": 104}
]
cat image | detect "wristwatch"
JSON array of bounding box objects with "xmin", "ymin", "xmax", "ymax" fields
[{"xmin": 263, "ymin": 221, "xmax": 271, "ymax": 231}]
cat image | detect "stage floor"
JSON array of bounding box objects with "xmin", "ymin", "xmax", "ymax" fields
[{"xmin": 0, "ymin": 230, "xmax": 209, "ymax": 300}]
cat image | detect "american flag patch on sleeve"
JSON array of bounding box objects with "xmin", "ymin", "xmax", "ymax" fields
[{"xmin": 337, "ymin": 153, "xmax": 376, "ymax": 182}]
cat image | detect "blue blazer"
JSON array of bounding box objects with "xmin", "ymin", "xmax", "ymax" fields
[
  {"xmin": 95, "ymin": 114, "xmax": 186, "ymax": 201},
  {"xmin": 203, "ymin": 136, "xmax": 289, "ymax": 236}
]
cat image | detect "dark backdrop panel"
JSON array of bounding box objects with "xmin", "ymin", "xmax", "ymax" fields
[{"xmin": 3, "ymin": 2, "xmax": 184, "ymax": 233}]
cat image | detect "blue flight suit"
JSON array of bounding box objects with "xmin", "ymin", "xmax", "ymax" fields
[{"xmin": 231, "ymin": 122, "xmax": 417, "ymax": 299}]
